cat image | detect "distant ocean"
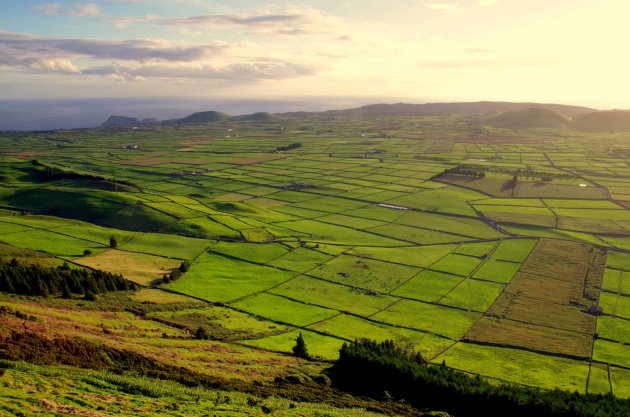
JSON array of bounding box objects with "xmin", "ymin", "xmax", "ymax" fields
[{"xmin": 0, "ymin": 96, "xmax": 394, "ymax": 131}]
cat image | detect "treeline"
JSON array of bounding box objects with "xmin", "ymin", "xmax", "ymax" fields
[
  {"xmin": 432, "ymin": 165, "xmax": 486, "ymax": 179},
  {"xmin": 0, "ymin": 259, "xmax": 135, "ymax": 299},
  {"xmin": 329, "ymin": 339, "xmax": 630, "ymax": 417},
  {"xmin": 31, "ymin": 160, "xmax": 138, "ymax": 188},
  {"xmin": 162, "ymin": 260, "xmax": 189, "ymax": 284},
  {"xmin": 273, "ymin": 143, "xmax": 302, "ymax": 152}
]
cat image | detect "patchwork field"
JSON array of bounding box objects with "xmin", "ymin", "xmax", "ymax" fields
[{"xmin": 3, "ymin": 113, "xmax": 630, "ymax": 401}]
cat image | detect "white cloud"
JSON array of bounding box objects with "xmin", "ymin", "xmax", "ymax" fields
[
  {"xmin": 0, "ymin": 30, "xmax": 318, "ymax": 82},
  {"xmin": 161, "ymin": 6, "xmax": 347, "ymax": 37},
  {"xmin": 104, "ymin": 15, "xmax": 160, "ymax": 29},
  {"xmin": 32, "ymin": 2, "xmax": 101, "ymax": 17}
]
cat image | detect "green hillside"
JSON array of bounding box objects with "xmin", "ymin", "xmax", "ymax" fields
[
  {"xmin": 487, "ymin": 108, "xmax": 569, "ymax": 129},
  {"xmin": 571, "ymin": 110, "xmax": 630, "ymax": 131}
]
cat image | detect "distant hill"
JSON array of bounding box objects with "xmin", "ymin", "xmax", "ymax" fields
[
  {"xmin": 329, "ymin": 101, "xmax": 594, "ymax": 117},
  {"xmin": 179, "ymin": 111, "xmax": 229, "ymax": 124},
  {"xmin": 101, "ymin": 115, "xmax": 158, "ymax": 128},
  {"xmin": 487, "ymin": 108, "xmax": 570, "ymax": 129},
  {"xmin": 241, "ymin": 112, "xmax": 275, "ymax": 122},
  {"xmin": 571, "ymin": 110, "xmax": 630, "ymax": 132},
  {"xmin": 102, "ymin": 115, "xmax": 140, "ymax": 127}
]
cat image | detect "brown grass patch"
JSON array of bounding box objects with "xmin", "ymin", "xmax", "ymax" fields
[
  {"xmin": 6, "ymin": 151, "xmax": 52, "ymax": 158},
  {"xmin": 506, "ymin": 272, "xmax": 584, "ymax": 303},
  {"xmin": 464, "ymin": 239, "xmax": 604, "ymax": 359},
  {"xmin": 465, "ymin": 317, "xmax": 593, "ymax": 358},
  {"xmin": 514, "ymin": 183, "xmax": 608, "ymax": 199},
  {"xmin": 558, "ymin": 217, "xmax": 623, "ymax": 234},
  {"xmin": 73, "ymin": 249, "xmax": 180, "ymax": 286},
  {"xmin": 487, "ymin": 294, "xmax": 596, "ymax": 334}
]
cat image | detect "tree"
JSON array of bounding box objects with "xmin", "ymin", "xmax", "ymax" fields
[
  {"xmin": 179, "ymin": 260, "xmax": 190, "ymax": 273},
  {"xmin": 109, "ymin": 235, "xmax": 118, "ymax": 249},
  {"xmin": 292, "ymin": 332, "xmax": 309, "ymax": 359},
  {"xmin": 61, "ymin": 280, "xmax": 72, "ymax": 299},
  {"xmin": 195, "ymin": 326, "xmax": 209, "ymax": 340}
]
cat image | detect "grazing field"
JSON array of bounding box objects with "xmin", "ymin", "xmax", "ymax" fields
[
  {"xmin": 5, "ymin": 113, "xmax": 630, "ymax": 401},
  {"xmin": 75, "ymin": 249, "xmax": 181, "ymax": 286},
  {"xmin": 463, "ymin": 239, "xmax": 603, "ymax": 359}
]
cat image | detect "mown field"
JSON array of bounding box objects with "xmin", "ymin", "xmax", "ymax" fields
[{"xmin": 3, "ymin": 113, "xmax": 630, "ymax": 405}]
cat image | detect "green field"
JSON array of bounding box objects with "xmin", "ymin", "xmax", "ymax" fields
[{"xmin": 4, "ymin": 111, "xmax": 630, "ymax": 405}]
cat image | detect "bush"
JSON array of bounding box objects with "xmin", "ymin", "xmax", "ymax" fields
[{"xmin": 195, "ymin": 326, "xmax": 209, "ymax": 340}]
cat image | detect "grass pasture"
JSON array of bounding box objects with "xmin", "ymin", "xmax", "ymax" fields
[
  {"xmin": 472, "ymin": 259, "xmax": 521, "ymax": 283},
  {"xmin": 231, "ymin": 293, "xmax": 338, "ymax": 327},
  {"xmin": 347, "ymin": 244, "xmax": 457, "ymax": 267},
  {"xmin": 372, "ymin": 299, "xmax": 481, "ymax": 340},
  {"xmin": 75, "ymin": 249, "xmax": 181, "ymax": 286},
  {"xmin": 392, "ymin": 269, "xmax": 464, "ymax": 302},
  {"xmin": 0, "ymin": 228, "xmax": 105, "ymax": 258},
  {"xmin": 435, "ymin": 342, "xmax": 590, "ymax": 392},
  {"xmin": 120, "ymin": 232, "xmax": 211, "ymax": 260},
  {"xmin": 307, "ymin": 313, "xmax": 454, "ymax": 359},
  {"xmin": 308, "ymin": 254, "xmax": 420, "ymax": 293},
  {"xmin": 438, "ymin": 278, "xmax": 504, "ymax": 312},
  {"xmin": 269, "ymin": 275, "xmax": 398, "ymax": 317},
  {"xmin": 166, "ymin": 253, "xmax": 297, "ymax": 302},
  {"xmin": 6, "ymin": 114, "xmax": 630, "ymax": 401}
]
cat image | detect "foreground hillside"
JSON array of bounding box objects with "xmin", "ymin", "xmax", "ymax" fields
[{"xmin": 3, "ymin": 110, "xmax": 630, "ymax": 414}]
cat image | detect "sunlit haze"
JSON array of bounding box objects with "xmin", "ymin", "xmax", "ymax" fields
[{"xmin": 1, "ymin": 0, "xmax": 630, "ymax": 108}]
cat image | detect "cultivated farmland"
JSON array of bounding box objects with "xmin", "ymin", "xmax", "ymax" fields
[{"xmin": 3, "ymin": 112, "xmax": 630, "ymax": 400}]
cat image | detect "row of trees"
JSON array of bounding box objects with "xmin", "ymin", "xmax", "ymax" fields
[
  {"xmin": 273, "ymin": 143, "xmax": 302, "ymax": 152},
  {"xmin": 0, "ymin": 258, "xmax": 135, "ymax": 299},
  {"xmin": 432, "ymin": 165, "xmax": 486, "ymax": 179},
  {"xmin": 32, "ymin": 160, "xmax": 137, "ymax": 188},
  {"xmin": 329, "ymin": 339, "xmax": 630, "ymax": 417}
]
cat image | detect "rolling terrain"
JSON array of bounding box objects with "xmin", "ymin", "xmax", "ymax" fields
[{"xmin": 2, "ymin": 105, "xmax": 630, "ymax": 415}]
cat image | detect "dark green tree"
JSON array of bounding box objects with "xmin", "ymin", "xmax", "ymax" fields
[
  {"xmin": 109, "ymin": 235, "xmax": 118, "ymax": 249},
  {"xmin": 195, "ymin": 326, "xmax": 210, "ymax": 340},
  {"xmin": 61, "ymin": 280, "xmax": 72, "ymax": 299},
  {"xmin": 34, "ymin": 278, "xmax": 49, "ymax": 297},
  {"xmin": 292, "ymin": 332, "xmax": 309, "ymax": 359}
]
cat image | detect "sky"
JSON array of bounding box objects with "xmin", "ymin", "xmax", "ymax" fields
[{"xmin": 1, "ymin": 0, "xmax": 630, "ymax": 108}]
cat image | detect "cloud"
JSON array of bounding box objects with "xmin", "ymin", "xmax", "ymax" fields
[
  {"xmin": 424, "ymin": 2, "xmax": 461, "ymax": 11},
  {"xmin": 83, "ymin": 61, "xmax": 316, "ymax": 82},
  {"xmin": 32, "ymin": 2, "xmax": 101, "ymax": 17},
  {"xmin": 104, "ymin": 14, "xmax": 160, "ymax": 29},
  {"xmin": 0, "ymin": 30, "xmax": 317, "ymax": 82},
  {"xmin": 161, "ymin": 6, "xmax": 346, "ymax": 36}
]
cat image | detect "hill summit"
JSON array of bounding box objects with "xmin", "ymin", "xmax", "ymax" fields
[
  {"xmin": 179, "ymin": 111, "xmax": 230, "ymax": 124},
  {"xmin": 571, "ymin": 110, "xmax": 630, "ymax": 132},
  {"xmin": 487, "ymin": 108, "xmax": 570, "ymax": 129},
  {"xmin": 102, "ymin": 115, "xmax": 141, "ymax": 127}
]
